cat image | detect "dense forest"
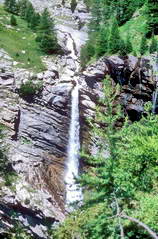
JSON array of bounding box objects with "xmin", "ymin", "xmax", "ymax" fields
[{"xmin": 81, "ymin": 0, "xmax": 158, "ymax": 67}]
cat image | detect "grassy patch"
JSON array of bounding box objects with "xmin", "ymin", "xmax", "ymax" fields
[{"xmin": 0, "ymin": 5, "xmax": 46, "ymax": 72}]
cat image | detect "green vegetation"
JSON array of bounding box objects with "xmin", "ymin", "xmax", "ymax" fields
[
  {"xmin": 1, "ymin": 0, "xmax": 60, "ymax": 71},
  {"xmin": 10, "ymin": 14, "xmax": 17, "ymax": 26},
  {"xmin": 70, "ymin": 0, "xmax": 77, "ymax": 13},
  {"xmin": 80, "ymin": 0, "xmax": 158, "ymax": 67},
  {"xmin": 19, "ymin": 80, "xmax": 43, "ymax": 101},
  {"xmin": 53, "ymin": 79, "xmax": 158, "ymax": 238},
  {"xmin": 0, "ymin": 5, "xmax": 45, "ymax": 72},
  {"xmin": 146, "ymin": 0, "xmax": 158, "ymax": 37},
  {"xmin": 140, "ymin": 34, "xmax": 148, "ymax": 55},
  {"xmin": 4, "ymin": 0, "xmax": 59, "ymax": 54},
  {"xmin": 149, "ymin": 34, "xmax": 158, "ymax": 54},
  {"xmin": 36, "ymin": 8, "xmax": 59, "ymax": 54}
]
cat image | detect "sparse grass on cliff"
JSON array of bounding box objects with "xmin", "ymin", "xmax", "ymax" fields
[{"xmin": 0, "ymin": 5, "xmax": 46, "ymax": 72}]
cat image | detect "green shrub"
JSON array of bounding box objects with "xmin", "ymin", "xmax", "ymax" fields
[
  {"xmin": 70, "ymin": 0, "xmax": 77, "ymax": 13},
  {"xmin": 19, "ymin": 80, "xmax": 43, "ymax": 100},
  {"xmin": 10, "ymin": 14, "xmax": 17, "ymax": 26}
]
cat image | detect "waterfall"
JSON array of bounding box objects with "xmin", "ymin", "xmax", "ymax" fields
[
  {"xmin": 64, "ymin": 33, "xmax": 82, "ymax": 208},
  {"xmin": 152, "ymin": 88, "xmax": 158, "ymax": 114},
  {"xmin": 152, "ymin": 55, "xmax": 158, "ymax": 114},
  {"xmin": 65, "ymin": 81, "xmax": 82, "ymax": 207}
]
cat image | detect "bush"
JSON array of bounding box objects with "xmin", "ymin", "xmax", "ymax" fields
[
  {"xmin": 19, "ymin": 80, "xmax": 43, "ymax": 101},
  {"xmin": 71, "ymin": 0, "xmax": 77, "ymax": 13},
  {"xmin": 10, "ymin": 15, "xmax": 17, "ymax": 26}
]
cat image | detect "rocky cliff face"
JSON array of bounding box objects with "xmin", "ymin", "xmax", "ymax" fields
[{"xmin": 0, "ymin": 0, "xmax": 157, "ymax": 238}]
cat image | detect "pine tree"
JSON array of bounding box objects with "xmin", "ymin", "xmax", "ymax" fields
[
  {"xmin": 108, "ymin": 18, "xmax": 121, "ymax": 54},
  {"xmin": 119, "ymin": 38, "xmax": 127, "ymax": 56},
  {"xmin": 39, "ymin": 33, "xmax": 58, "ymax": 54},
  {"xmin": 17, "ymin": 0, "xmax": 28, "ymax": 19},
  {"xmin": 90, "ymin": 0, "xmax": 102, "ymax": 32},
  {"xmin": 95, "ymin": 26, "xmax": 109, "ymax": 57},
  {"xmin": 140, "ymin": 35, "xmax": 148, "ymax": 55},
  {"xmin": 30, "ymin": 12, "xmax": 41, "ymax": 30},
  {"xmin": 10, "ymin": 15, "xmax": 17, "ymax": 26},
  {"xmin": 125, "ymin": 33, "xmax": 133, "ymax": 54},
  {"xmin": 37, "ymin": 8, "xmax": 59, "ymax": 54},
  {"xmin": 146, "ymin": 0, "xmax": 158, "ymax": 37},
  {"xmin": 4, "ymin": 0, "xmax": 10, "ymax": 11},
  {"xmin": 4, "ymin": 0, "xmax": 17, "ymax": 14},
  {"xmin": 38, "ymin": 9, "xmax": 52, "ymax": 33},
  {"xmin": 149, "ymin": 34, "xmax": 158, "ymax": 54},
  {"xmin": 25, "ymin": 2, "xmax": 34, "ymax": 24}
]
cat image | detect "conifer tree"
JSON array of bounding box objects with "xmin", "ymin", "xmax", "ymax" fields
[
  {"xmin": 37, "ymin": 8, "xmax": 52, "ymax": 34},
  {"xmin": 149, "ymin": 34, "xmax": 158, "ymax": 54},
  {"xmin": 140, "ymin": 34, "xmax": 148, "ymax": 55},
  {"xmin": 10, "ymin": 14, "xmax": 17, "ymax": 26},
  {"xmin": 95, "ymin": 26, "xmax": 109, "ymax": 57},
  {"xmin": 146, "ymin": 0, "xmax": 158, "ymax": 37},
  {"xmin": 4, "ymin": 0, "xmax": 18, "ymax": 14},
  {"xmin": 108, "ymin": 18, "xmax": 121, "ymax": 54},
  {"xmin": 18, "ymin": 0, "xmax": 28, "ymax": 19},
  {"xmin": 30, "ymin": 12, "xmax": 41, "ymax": 30},
  {"xmin": 4, "ymin": 0, "xmax": 10, "ymax": 11},
  {"xmin": 125, "ymin": 33, "xmax": 133, "ymax": 54},
  {"xmin": 25, "ymin": 1, "xmax": 34, "ymax": 24},
  {"xmin": 119, "ymin": 38, "xmax": 127, "ymax": 56},
  {"xmin": 37, "ymin": 8, "xmax": 59, "ymax": 54},
  {"xmin": 90, "ymin": 0, "xmax": 102, "ymax": 32}
]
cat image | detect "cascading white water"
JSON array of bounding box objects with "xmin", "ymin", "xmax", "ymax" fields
[
  {"xmin": 64, "ymin": 33, "xmax": 82, "ymax": 208},
  {"xmin": 152, "ymin": 55, "xmax": 158, "ymax": 114},
  {"xmin": 65, "ymin": 81, "xmax": 82, "ymax": 207}
]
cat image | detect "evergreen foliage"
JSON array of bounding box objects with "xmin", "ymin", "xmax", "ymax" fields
[
  {"xmin": 140, "ymin": 34, "xmax": 148, "ymax": 55},
  {"xmin": 3, "ymin": 0, "xmax": 59, "ymax": 54},
  {"xmin": 4, "ymin": 0, "xmax": 18, "ymax": 14},
  {"xmin": 108, "ymin": 18, "xmax": 122, "ymax": 54},
  {"xmin": 95, "ymin": 27, "xmax": 109, "ymax": 57},
  {"xmin": 17, "ymin": 0, "xmax": 28, "ymax": 19},
  {"xmin": 70, "ymin": 0, "xmax": 77, "ymax": 13},
  {"xmin": 125, "ymin": 33, "xmax": 133, "ymax": 54},
  {"xmin": 19, "ymin": 80, "xmax": 43, "ymax": 101},
  {"xmin": 36, "ymin": 8, "xmax": 58, "ymax": 53},
  {"xmin": 81, "ymin": 0, "xmax": 158, "ymax": 63},
  {"xmin": 10, "ymin": 14, "xmax": 17, "ymax": 26},
  {"xmin": 146, "ymin": 0, "xmax": 158, "ymax": 37},
  {"xmin": 149, "ymin": 34, "xmax": 158, "ymax": 54},
  {"xmin": 25, "ymin": 1, "xmax": 34, "ymax": 23}
]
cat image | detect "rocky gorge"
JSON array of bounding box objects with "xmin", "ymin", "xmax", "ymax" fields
[{"xmin": 0, "ymin": 0, "xmax": 158, "ymax": 238}]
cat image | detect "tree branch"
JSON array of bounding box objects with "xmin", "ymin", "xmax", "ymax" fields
[
  {"xmin": 121, "ymin": 214, "xmax": 158, "ymax": 239},
  {"xmin": 114, "ymin": 195, "xmax": 125, "ymax": 239}
]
